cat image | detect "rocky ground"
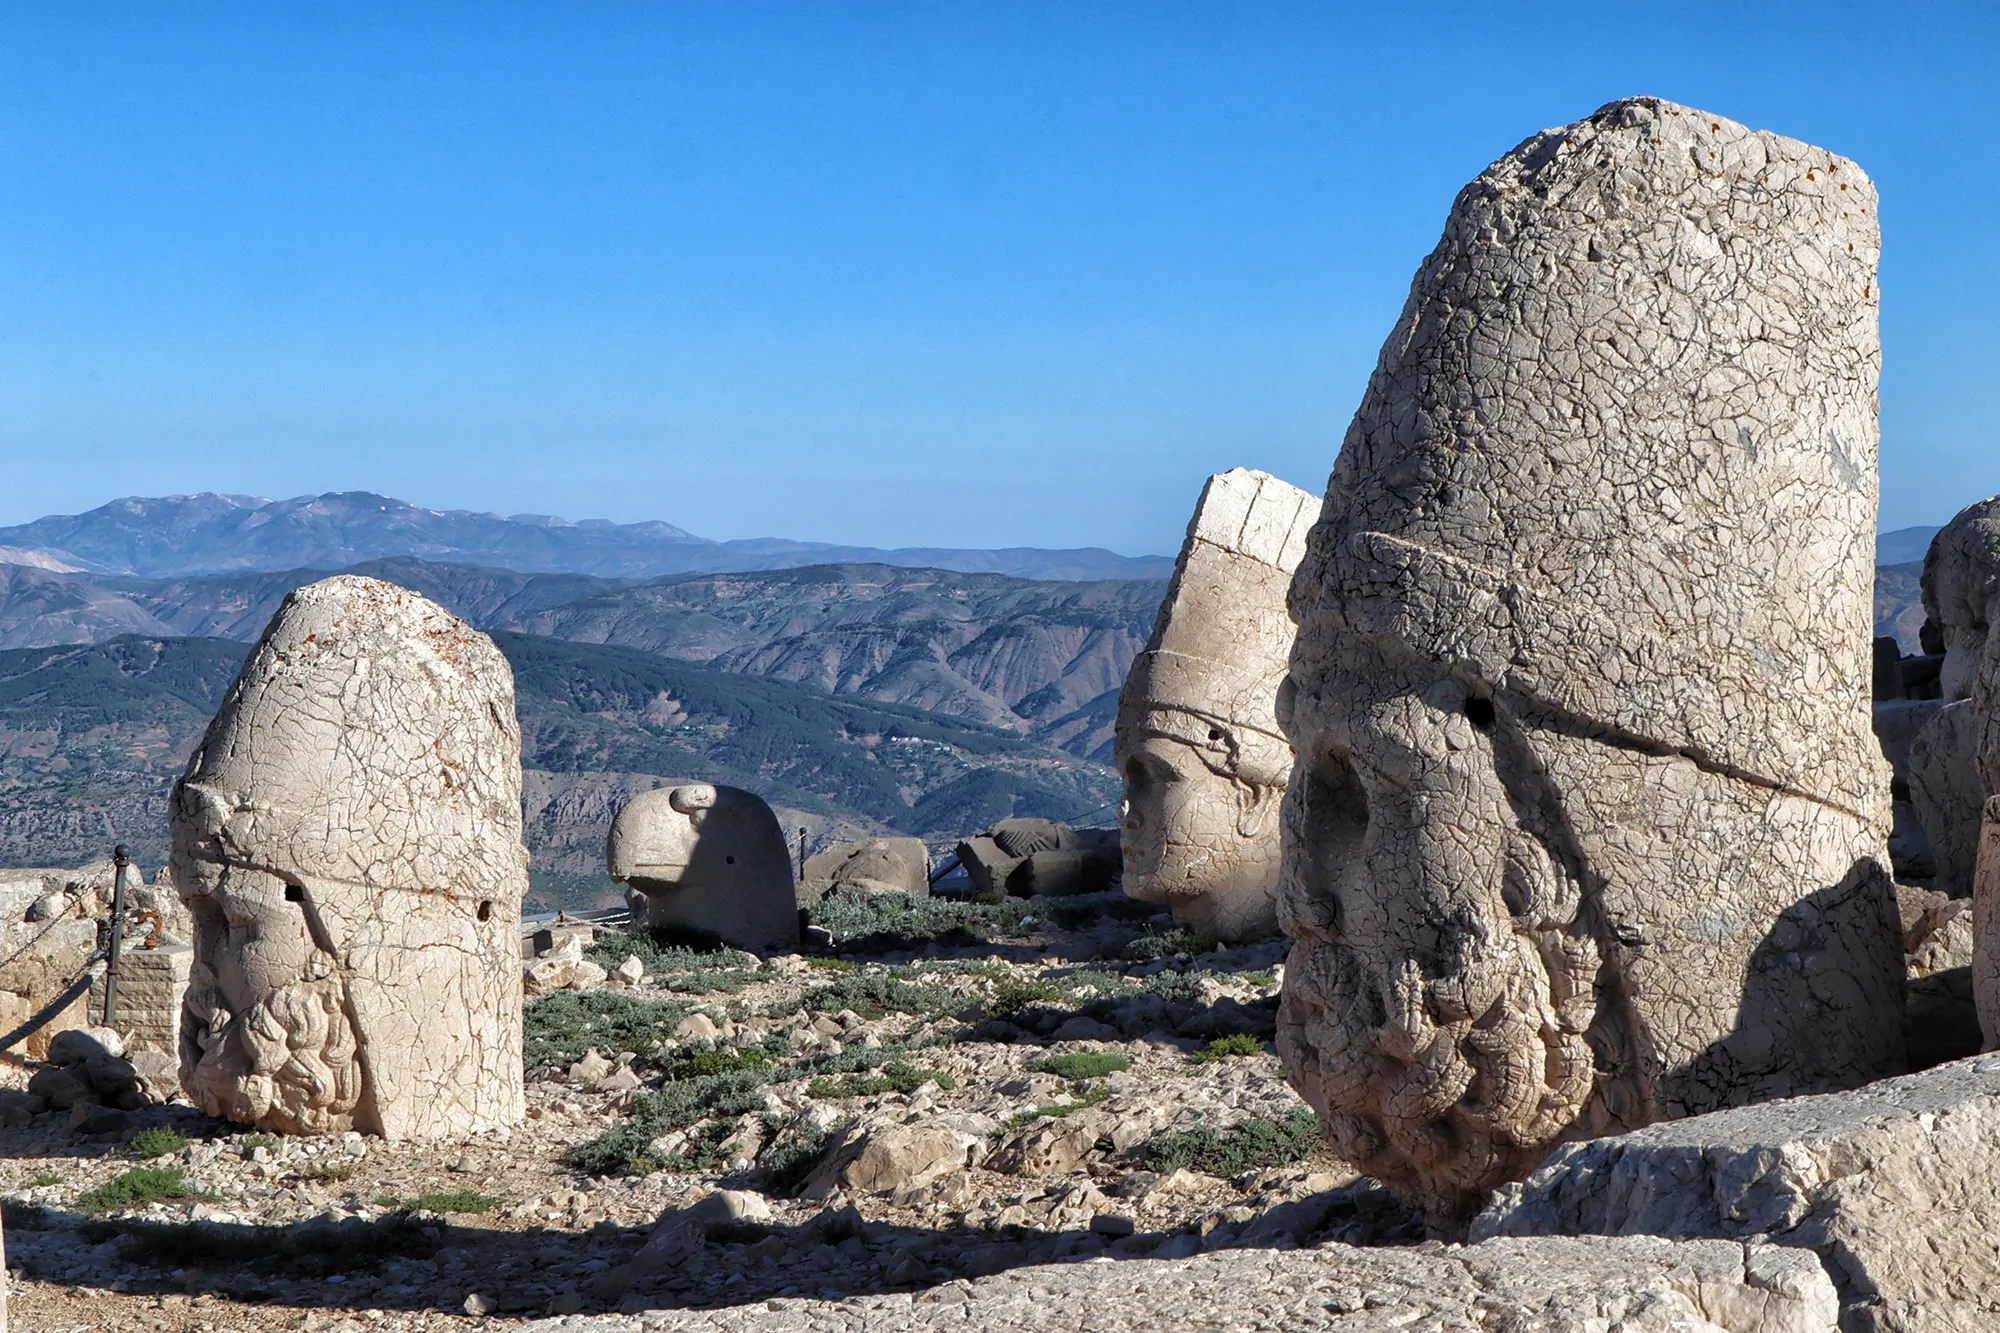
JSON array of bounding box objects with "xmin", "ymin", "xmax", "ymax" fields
[{"xmin": 0, "ymin": 889, "xmax": 1423, "ymax": 1331}]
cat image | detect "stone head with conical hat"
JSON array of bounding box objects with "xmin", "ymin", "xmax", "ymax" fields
[
  {"xmin": 1275, "ymin": 98, "xmax": 1905, "ymax": 1230},
  {"xmin": 1117, "ymin": 468, "xmax": 1317, "ymax": 940}
]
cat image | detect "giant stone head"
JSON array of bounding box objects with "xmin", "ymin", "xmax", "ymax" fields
[
  {"xmin": 1117, "ymin": 469, "xmax": 1317, "ymax": 940},
  {"xmin": 172, "ymin": 576, "xmax": 528, "ymax": 1141},
  {"xmin": 1276, "ymin": 99, "xmax": 1905, "ymax": 1230}
]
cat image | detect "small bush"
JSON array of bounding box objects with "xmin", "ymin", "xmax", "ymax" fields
[
  {"xmin": 796, "ymin": 973, "xmax": 959, "ymax": 1018},
  {"xmin": 238, "ymin": 1134, "xmax": 279, "ymax": 1154},
  {"xmin": 1193, "ymin": 1035, "xmax": 1266, "ymax": 1061},
  {"xmin": 1008, "ymin": 1083, "xmax": 1111, "ymax": 1128},
  {"xmin": 583, "ymin": 930, "xmax": 755, "ymax": 977},
  {"xmin": 27, "ymin": 1170, "xmax": 61, "ymax": 1187},
  {"xmin": 113, "ymin": 1212, "xmax": 439, "ymax": 1276},
  {"xmin": 657, "ymin": 970, "xmax": 758, "ymax": 995},
  {"xmin": 809, "ymin": 893, "xmax": 1031, "ymax": 953},
  {"xmin": 1141, "ymin": 1107, "xmax": 1321, "ymax": 1176},
  {"xmin": 1035, "ymin": 1051, "xmax": 1130, "ymax": 1080},
  {"xmin": 668, "ymin": 1047, "xmax": 770, "ymax": 1079},
  {"xmin": 1135, "ymin": 971, "xmax": 1204, "ymax": 1002},
  {"xmin": 1125, "ymin": 926, "xmax": 1221, "ymax": 962},
  {"xmin": 566, "ymin": 1067, "xmax": 775, "ymax": 1176},
  {"xmin": 757, "ymin": 1122, "xmax": 831, "ymax": 1196},
  {"xmin": 305, "ymin": 1160, "xmax": 355, "ymax": 1184},
  {"xmin": 806, "ymin": 957, "xmax": 855, "ymax": 972},
  {"xmin": 985, "ymin": 978, "xmax": 1064, "ymax": 1020},
  {"xmin": 77, "ymin": 1167, "xmax": 207, "ymax": 1213},
  {"xmin": 395, "ymin": 1191, "xmax": 502, "ymax": 1215},
  {"xmin": 806, "ymin": 1062, "xmax": 956, "ymax": 1099},
  {"xmin": 125, "ymin": 1128, "xmax": 188, "ymax": 1160},
  {"xmin": 523, "ymin": 991, "xmax": 691, "ymax": 1070}
]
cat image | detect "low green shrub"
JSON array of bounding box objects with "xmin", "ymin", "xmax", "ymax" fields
[
  {"xmin": 565, "ymin": 1067, "xmax": 775, "ymax": 1175},
  {"xmin": 125, "ymin": 1128, "xmax": 187, "ymax": 1160},
  {"xmin": 985, "ymin": 978, "xmax": 1064, "ymax": 1019},
  {"xmin": 76, "ymin": 1167, "xmax": 208, "ymax": 1213},
  {"xmin": 1124, "ymin": 926, "xmax": 1221, "ymax": 962},
  {"xmin": 1193, "ymin": 1034, "xmax": 1266, "ymax": 1061},
  {"xmin": 393, "ymin": 1191, "xmax": 502, "ymax": 1215},
  {"xmin": 667, "ymin": 1047, "xmax": 770, "ymax": 1079},
  {"xmin": 806, "ymin": 1062, "xmax": 956, "ymax": 1099},
  {"xmin": 809, "ymin": 893, "xmax": 1031, "ymax": 953},
  {"xmin": 757, "ymin": 1122, "xmax": 832, "ymax": 1196},
  {"xmin": 796, "ymin": 973, "xmax": 959, "ymax": 1018},
  {"xmin": 1141, "ymin": 1107, "xmax": 1321, "ymax": 1176},
  {"xmin": 1034, "ymin": 1051, "xmax": 1130, "ymax": 1080},
  {"xmin": 1008, "ymin": 1083, "xmax": 1111, "ymax": 1128},
  {"xmin": 584, "ymin": 930, "xmax": 757, "ymax": 977},
  {"xmin": 523, "ymin": 991, "xmax": 691, "ymax": 1069},
  {"xmin": 111, "ymin": 1212, "xmax": 439, "ymax": 1277}
]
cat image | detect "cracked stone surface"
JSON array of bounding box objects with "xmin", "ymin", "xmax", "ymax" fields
[
  {"xmin": 1475, "ymin": 1053, "xmax": 2000, "ymax": 1332},
  {"xmin": 1276, "ymin": 97, "xmax": 1902, "ymax": 1231},
  {"xmin": 511, "ymin": 1235, "xmax": 1837, "ymax": 1333},
  {"xmin": 1920, "ymin": 497, "xmax": 2000, "ymax": 1045},
  {"xmin": 171, "ymin": 575, "xmax": 528, "ymax": 1141},
  {"xmin": 1116, "ymin": 469, "xmax": 1317, "ymax": 942},
  {"xmin": 606, "ymin": 784, "xmax": 799, "ymax": 952},
  {"xmin": 1907, "ymin": 499, "xmax": 2000, "ymax": 903}
]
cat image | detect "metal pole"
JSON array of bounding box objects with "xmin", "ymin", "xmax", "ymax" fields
[
  {"xmin": 102, "ymin": 844, "xmax": 131, "ymax": 1028},
  {"xmin": 797, "ymin": 828, "xmax": 808, "ymax": 882}
]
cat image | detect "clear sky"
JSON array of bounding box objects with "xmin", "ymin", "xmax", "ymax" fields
[{"xmin": 1, "ymin": 2, "xmax": 1993, "ymax": 555}]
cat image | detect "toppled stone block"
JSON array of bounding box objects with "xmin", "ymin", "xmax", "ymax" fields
[
  {"xmin": 1276, "ymin": 97, "xmax": 1902, "ymax": 1231},
  {"xmin": 1474, "ymin": 1054, "xmax": 2000, "ymax": 1331},
  {"xmin": 172, "ymin": 575, "xmax": 529, "ymax": 1141},
  {"xmin": 954, "ymin": 820, "xmax": 1119, "ymax": 901},
  {"xmin": 800, "ymin": 837, "xmax": 929, "ymax": 905},
  {"xmin": 802, "ymin": 1114, "xmax": 991, "ymax": 1198},
  {"xmin": 1117, "ymin": 468, "xmax": 1316, "ymax": 941},
  {"xmin": 607, "ymin": 783, "xmax": 798, "ymax": 952}
]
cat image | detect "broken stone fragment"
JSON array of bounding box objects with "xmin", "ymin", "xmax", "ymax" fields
[
  {"xmin": 800, "ymin": 837, "xmax": 930, "ymax": 905},
  {"xmin": 1475, "ymin": 1053, "xmax": 2000, "ymax": 1331},
  {"xmin": 171, "ymin": 574, "xmax": 529, "ymax": 1141},
  {"xmin": 1117, "ymin": 468, "xmax": 1317, "ymax": 941},
  {"xmin": 606, "ymin": 783, "xmax": 799, "ymax": 952},
  {"xmin": 1277, "ymin": 97, "xmax": 1902, "ymax": 1232}
]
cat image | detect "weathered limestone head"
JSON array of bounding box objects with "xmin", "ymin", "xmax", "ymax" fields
[
  {"xmin": 607, "ymin": 783, "xmax": 799, "ymax": 952},
  {"xmin": 1923, "ymin": 498, "xmax": 2000, "ymax": 705},
  {"xmin": 1117, "ymin": 469, "xmax": 1317, "ymax": 940},
  {"xmin": 1277, "ymin": 98, "xmax": 1903, "ymax": 1231},
  {"xmin": 172, "ymin": 575, "xmax": 528, "ymax": 1141}
]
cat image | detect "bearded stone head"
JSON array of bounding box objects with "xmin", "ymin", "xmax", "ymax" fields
[
  {"xmin": 1275, "ymin": 98, "xmax": 1905, "ymax": 1231},
  {"xmin": 172, "ymin": 575, "xmax": 528, "ymax": 1141},
  {"xmin": 1117, "ymin": 469, "xmax": 1317, "ymax": 940}
]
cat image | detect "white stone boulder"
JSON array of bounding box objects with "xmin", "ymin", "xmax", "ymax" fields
[{"xmin": 1475, "ymin": 1054, "xmax": 2000, "ymax": 1331}]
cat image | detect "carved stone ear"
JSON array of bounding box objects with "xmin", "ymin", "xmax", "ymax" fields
[{"xmin": 1235, "ymin": 779, "xmax": 1279, "ymax": 838}]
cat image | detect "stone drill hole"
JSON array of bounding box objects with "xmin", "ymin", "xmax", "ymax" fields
[
  {"xmin": 1463, "ymin": 697, "xmax": 1496, "ymax": 728},
  {"xmin": 283, "ymin": 884, "xmax": 303, "ymax": 903},
  {"xmin": 726, "ymin": 855, "xmax": 736, "ymax": 864},
  {"xmin": 477, "ymin": 900, "xmax": 492, "ymax": 921}
]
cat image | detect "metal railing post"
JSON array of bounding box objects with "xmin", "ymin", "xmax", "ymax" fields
[{"xmin": 102, "ymin": 844, "xmax": 131, "ymax": 1028}]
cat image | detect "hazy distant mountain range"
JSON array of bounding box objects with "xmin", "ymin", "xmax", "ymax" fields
[
  {"xmin": 0, "ymin": 556, "xmax": 1163, "ymax": 755},
  {"xmin": 0, "ymin": 634, "xmax": 1116, "ymax": 907},
  {"xmin": 0, "ymin": 491, "xmax": 1175, "ymax": 582}
]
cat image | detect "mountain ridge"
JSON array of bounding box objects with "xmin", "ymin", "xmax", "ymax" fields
[{"xmin": 0, "ymin": 491, "xmax": 1174, "ymax": 582}]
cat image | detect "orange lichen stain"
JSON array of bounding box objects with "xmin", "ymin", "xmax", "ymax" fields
[
  {"xmin": 1806, "ymin": 172, "xmax": 1816, "ymax": 181},
  {"xmin": 1711, "ymin": 123, "xmax": 1720, "ymax": 131}
]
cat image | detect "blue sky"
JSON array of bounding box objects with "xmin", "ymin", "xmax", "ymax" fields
[{"xmin": 1, "ymin": 3, "xmax": 1993, "ymax": 555}]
